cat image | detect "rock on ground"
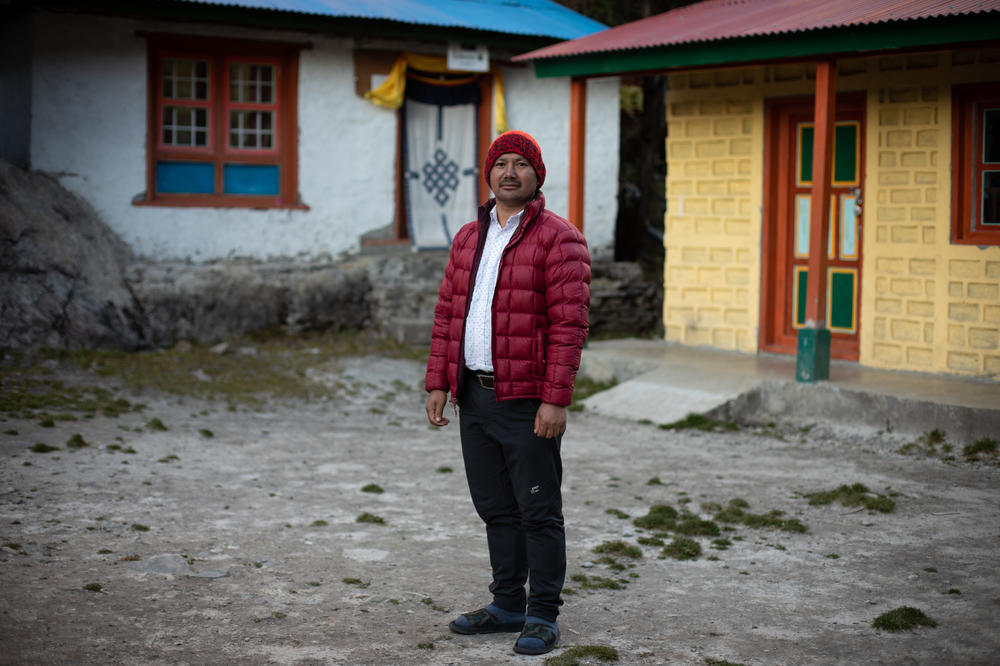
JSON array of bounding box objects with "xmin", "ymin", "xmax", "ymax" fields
[{"xmin": 0, "ymin": 159, "xmax": 150, "ymax": 351}]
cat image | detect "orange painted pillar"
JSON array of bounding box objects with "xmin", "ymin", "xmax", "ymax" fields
[
  {"xmin": 568, "ymin": 77, "xmax": 586, "ymax": 232},
  {"xmin": 797, "ymin": 59, "xmax": 837, "ymax": 382}
]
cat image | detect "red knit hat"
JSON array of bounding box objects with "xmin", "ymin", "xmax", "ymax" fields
[{"xmin": 484, "ymin": 130, "xmax": 545, "ymax": 188}]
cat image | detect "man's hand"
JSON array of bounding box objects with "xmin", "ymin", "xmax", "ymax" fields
[
  {"xmin": 534, "ymin": 402, "xmax": 566, "ymax": 439},
  {"xmin": 425, "ymin": 389, "xmax": 450, "ymax": 427}
]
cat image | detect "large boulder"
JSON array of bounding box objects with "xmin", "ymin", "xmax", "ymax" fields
[{"xmin": 0, "ymin": 160, "xmax": 151, "ymax": 351}]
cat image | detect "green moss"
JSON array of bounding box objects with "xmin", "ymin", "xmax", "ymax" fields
[
  {"xmin": 662, "ymin": 536, "xmax": 701, "ymax": 560},
  {"xmin": 342, "ymin": 577, "xmax": 366, "ymax": 586},
  {"xmin": 130, "ymin": 523, "xmax": 150, "ymax": 532},
  {"xmin": 157, "ymin": 454, "xmax": 179, "ymax": 463},
  {"xmin": 872, "ymin": 606, "xmax": 936, "ymax": 632},
  {"xmin": 605, "ymin": 508, "xmax": 629, "ymax": 520},
  {"xmin": 145, "ymin": 418, "xmax": 168, "ymax": 431},
  {"xmin": 28, "ymin": 442, "xmax": 59, "ymax": 453},
  {"xmin": 674, "ymin": 516, "xmax": 721, "ymax": 537},
  {"xmin": 658, "ymin": 412, "xmax": 739, "ymax": 432},
  {"xmin": 417, "ymin": 642, "xmax": 435, "ymax": 650},
  {"xmin": 83, "ymin": 583, "xmax": 103, "ymax": 592},
  {"xmin": 570, "ymin": 573, "xmax": 626, "ymax": 590},
  {"xmin": 361, "ymin": 483, "xmax": 384, "ymax": 494},
  {"xmin": 645, "ymin": 476, "xmax": 664, "ymax": 486},
  {"xmin": 198, "ymin": 428, "xmax": 214, "ymax": 438},
  {"xmin": 633, "ymin": 504, "xmax": 678, "ymax": 530},
  {"xmin": 356, "ymin": 512, "xmax": 386, "ymax": 525},
  {"xmin": 963, "ymin": 437, "xmax": 998, "ymax": 461},
  {"xmin": 637, "ymin": 536, "xmax": 665, "ymax": 547},
  {"xmin": 804, "ymin": 483, "xmax": 895, "ymax": 513},
  {"xmin": 310, "ymin": 520, "xmax": 328, "ymax": 527},
  {"xmin": 66, "ymin": 433, "xmax": 90, "ymax": 449},
  {"xmin": 436, "ymin": 466, "xmax": 453, "ymax": 473},
  {"xmin": 39, "ymin": 418, "xmax": 55, "ymax": 428},
  {"xmin": 594, "ymin": 540, "xmax": 642, "ymax": 559},
  {"xmin": 544, "ymin": 644, "xmax": 619, "ymax": 665}
]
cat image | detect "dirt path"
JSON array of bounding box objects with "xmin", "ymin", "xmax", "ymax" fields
[{"xmin": 1, "ymin": 355, "xmax": 998, "ymax": 665}]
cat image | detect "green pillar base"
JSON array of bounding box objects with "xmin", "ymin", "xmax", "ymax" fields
[{"xmin": 796, "ymin": 327, "xmax": 831, "ymax": 383}]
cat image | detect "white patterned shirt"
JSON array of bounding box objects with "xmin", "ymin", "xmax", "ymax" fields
[{"xmin": 464, "ymin": 206, "xmax": 523, "ymax": 372}]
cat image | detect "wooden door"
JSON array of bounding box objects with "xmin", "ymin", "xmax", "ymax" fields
[{"xmin": 762, "ymin": 94, "xmax": 865, "ymax": 360}]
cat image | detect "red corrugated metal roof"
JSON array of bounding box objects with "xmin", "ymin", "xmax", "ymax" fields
[{"xmin": 515, "ymin": 0, "xmax": 1000, "ymax": 60}]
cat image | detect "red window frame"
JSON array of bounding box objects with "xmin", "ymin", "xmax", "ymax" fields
[
  {"xmin": 952, "ymin": 82, "xmax": 1000, "ymax": 245},
  {"xmin": 139, "ymin": 34, "xmax": 305, "ymax": 209}
]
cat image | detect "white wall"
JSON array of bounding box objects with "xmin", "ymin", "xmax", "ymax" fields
[
  {"xmin": 27, "ymin": 11, "xmax": 618, "ymax": 262},
  {"xmin": 501, "ymin": 66, "xmax": 619, "ymax": 251}
]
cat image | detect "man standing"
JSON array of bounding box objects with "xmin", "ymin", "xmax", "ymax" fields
[{"xmin": 424, "ymin": 130, "xmax": 591, "ymax": 656}]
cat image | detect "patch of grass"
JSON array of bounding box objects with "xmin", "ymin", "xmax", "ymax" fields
[
  {"xmin": 310, "ymin": 520, "xmax": 328, "ymax": 527},
  {"xmin": 342, "ymin": 577, "xmax": 368, "ymax": 587},
  {"xmin": 545, "ymin": 644, "xmax": 619, "ymax": 665},
  {"xmin": 436, "ymin": 466, "xmax": 453, "ymax": 473},
  {"xmin": 674, "ymin": 515, "xmax": 721, "ymax": 537},
  {"xmin": 872, "ymin": 606, "xmax": 937, "ymax": 632},
  {"xmin": 361, "ymin": 483, "xmax": 384, "ymax": 494},
  {"xmin": 356, "ymin": 512, "xmax": 385, "ymax": 525},
  {"xmin": 826, "ymin": 553, "xmax": 840, "ymax": 559},
  {"xmin": 596, "ymin": 556, "xmax": 626, "ymax": 572},
  {"xmin": 39, "ymin": 418, "xmax": 55, "ymax": 428},
  {"xmin": 645, "ymin": 476, "xmax": 664, "ymax": 486},
  {"xmin": 594, "ymin": 540, "xmax": 642, "ymax": 559},
  {"xmin": 198, "ymin": 428, "xmax": 214, "ymax": 438},
  {"xmin": 898, "ymin": 428, "xmax": 955, "ymax": 460},
  {"xmin": 963, "ymin": 437, "xmax": 998, "ymax": 462},
  {"xmin": 662, "ymin": 536, "xmax": 701, "ymax": 560},
  {"xmin": 571, "ymin": 377, "xmax": 617, "ymax": 404},
  {"xmin": 83, "ymin": 583, "xmax": 103, "ymax": 592},
  {"xmin": 66, "ymin": 433, "xmax": 90, "ymax": 449},
  {"xmin": 28, "ymin": 442, "xmax": 59, "ymax": 453},
  {"xmin": 3, "ymin": 429, "xmax": 18, "ymax": 435},
  {"xmin": 705, "ymin": 659, "xmax": 747, "ymax": 666},
  {"xmin": 637, "ymin": 536, "xmax": 665, "ymax": 547},
  {"xmin": 711, "ymin": 538, "xmax": 732, "ymax": 550},
  {"xmin": 946, "ymin": 588, "xmax": 961, "ymax": 595},
  {"xmin": 157, "ymin": 454, "xmax": 179, "ymax": 463},
  {"xmin": 145, "ymin": 418, "xmax": 168, "ymax": 431},
  {"xmin": 604, "ymin": 508, "xmax": 629, "ymax": 520},
  {"xmin": 130, "ymin": 523, "xmax": 150, "ymax": 532},
  {"xmin": 97, "ymin": 548, "xmax": 113, "ymax": 554},
  {"xmin": 26, "ymin": 330, "xmax": 425, "ymax": 408},
  {"xmin": 570, "ymin": 573, "xmax": 627, "ymax": 590},
  {"xmin": 803, "ymin": 483, "xmax": 895, "ymax": 513},
  {"xmin": 713, "ymin": 499, "xmax": 808, "ymax": 532},
  {"xmin": 417, "ymin": 642, "xmax": 434, "ymax": 650},
  {"xmin": 658, "ymin": 412, "xmax": 739, "ymax": 432},
  {"xmin": 0, "ymin": 370, "xmax": 144, "ymax": 420},
  {"xmin": 633, "ymin": 504, "xmax": 679, "ymax": 530}
]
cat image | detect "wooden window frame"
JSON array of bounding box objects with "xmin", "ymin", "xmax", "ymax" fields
[
  {"xmin": 139, "ymin": 34, "xmax": 305, "ymax": 209},
  {"xmin": 952, "ymin": 82, "xmax": 1000, "ymax": 245}
]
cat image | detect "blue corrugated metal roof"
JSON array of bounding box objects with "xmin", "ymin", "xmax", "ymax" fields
[{"xmin": 170, "ymin": 0, "xmax": 607, "ymax": 40}]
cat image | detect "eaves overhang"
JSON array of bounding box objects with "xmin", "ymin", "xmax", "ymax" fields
[{"xmin": 520, "ymin": 12, "xmax": 1000, "ymax": 78}]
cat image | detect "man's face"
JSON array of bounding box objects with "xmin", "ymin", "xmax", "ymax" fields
[{"xmin": 489, "ymin": 152, "xmax": 538, "ymax": 209}]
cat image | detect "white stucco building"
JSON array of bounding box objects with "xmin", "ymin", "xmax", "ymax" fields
[{"xmin": 0, "ymin": 0, "xmax": 619, "ymax": 263}]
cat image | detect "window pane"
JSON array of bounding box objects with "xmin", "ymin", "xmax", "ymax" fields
[
  {"xmin": 157, "ymin": 161, "xmax": 214, "ymax": 194},
  {"xmin": 163, "ymin": 57, "xmax": 209, "ymax": 101},
  {"xmin": 984, "ymin": 108, "xmax": 1000, "ymax": 164},
  {"xmin": 228, "ymin": 110, "xmax": 273, "ymax": 150},
  {"xmin": 983, "ymin": 171, "xmax": 1000, "ymax": 226},
  {"xmin": 162, "ymin": 105, "xmax": 209, "ymax": 146},
  {"xmin": 223, "ymin": 163, "xmax": 280, "ymax": 195},
  {"xmin": 230, "ymin": 62, "xmax": 274, "ymax": 104}
]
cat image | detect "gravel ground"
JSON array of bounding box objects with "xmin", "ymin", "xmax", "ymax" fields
[{"xmin": 1, "ymin": 354, "xmax": 998, "ymax": 665}]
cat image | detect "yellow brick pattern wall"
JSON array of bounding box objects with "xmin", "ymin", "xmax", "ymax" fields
[
  {"xmin": 862, "ymin": 51, "xmax": 1000, "ymax": 378},
  {"xmin": 664, "ymin": 70, "xmax": 761, "ymax": 352},
  {"xmin": 661, "ymin": 52, "xmax": 1000, "ymax": 378}
]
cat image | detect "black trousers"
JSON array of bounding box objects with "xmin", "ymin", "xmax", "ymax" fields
[{"xmin": 458, "ymin": 378, "xmax": 565, "ymax": 623}]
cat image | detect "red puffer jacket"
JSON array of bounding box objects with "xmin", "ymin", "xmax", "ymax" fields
[{"xmin": 425, "ymin": 193, "xmax": 591, "ymax": 406}]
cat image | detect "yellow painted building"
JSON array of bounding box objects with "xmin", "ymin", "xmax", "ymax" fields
[
  {"xmin": 518, "ymin": 1, "xmax": 1000, "ymax": 380},
  {"xmin": 664, "ymin": 50, "xmax": 1000, "ymax": 378}
]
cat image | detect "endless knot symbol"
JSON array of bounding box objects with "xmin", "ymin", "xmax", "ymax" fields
[{"xmin": 422, "ymin": 149, "xmax": 461, "ymax": 207}]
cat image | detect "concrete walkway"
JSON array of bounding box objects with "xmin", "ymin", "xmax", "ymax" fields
[{"xmin": 579, "ymin": 339, "xmax": 1000, "ymax": 442}]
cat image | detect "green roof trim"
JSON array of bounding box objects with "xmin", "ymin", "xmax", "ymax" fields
[{"xmin": 531, "ymin": 13, "xmax": 1000, "ymax": 77}]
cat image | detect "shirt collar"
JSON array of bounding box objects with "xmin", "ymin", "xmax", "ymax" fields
[{"xmin": 489, "ymin": 205, "xmax": 524, "ymax": 231}]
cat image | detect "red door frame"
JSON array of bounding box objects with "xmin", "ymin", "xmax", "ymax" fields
[{"xmin": 761, "ymin": 92, "xmax": 865, "ymax": 360}]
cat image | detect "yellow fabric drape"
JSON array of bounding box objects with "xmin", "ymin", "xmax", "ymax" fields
[{"xmin": 364, "ymin": 53, "xmax": 508, "ymax": 136}]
